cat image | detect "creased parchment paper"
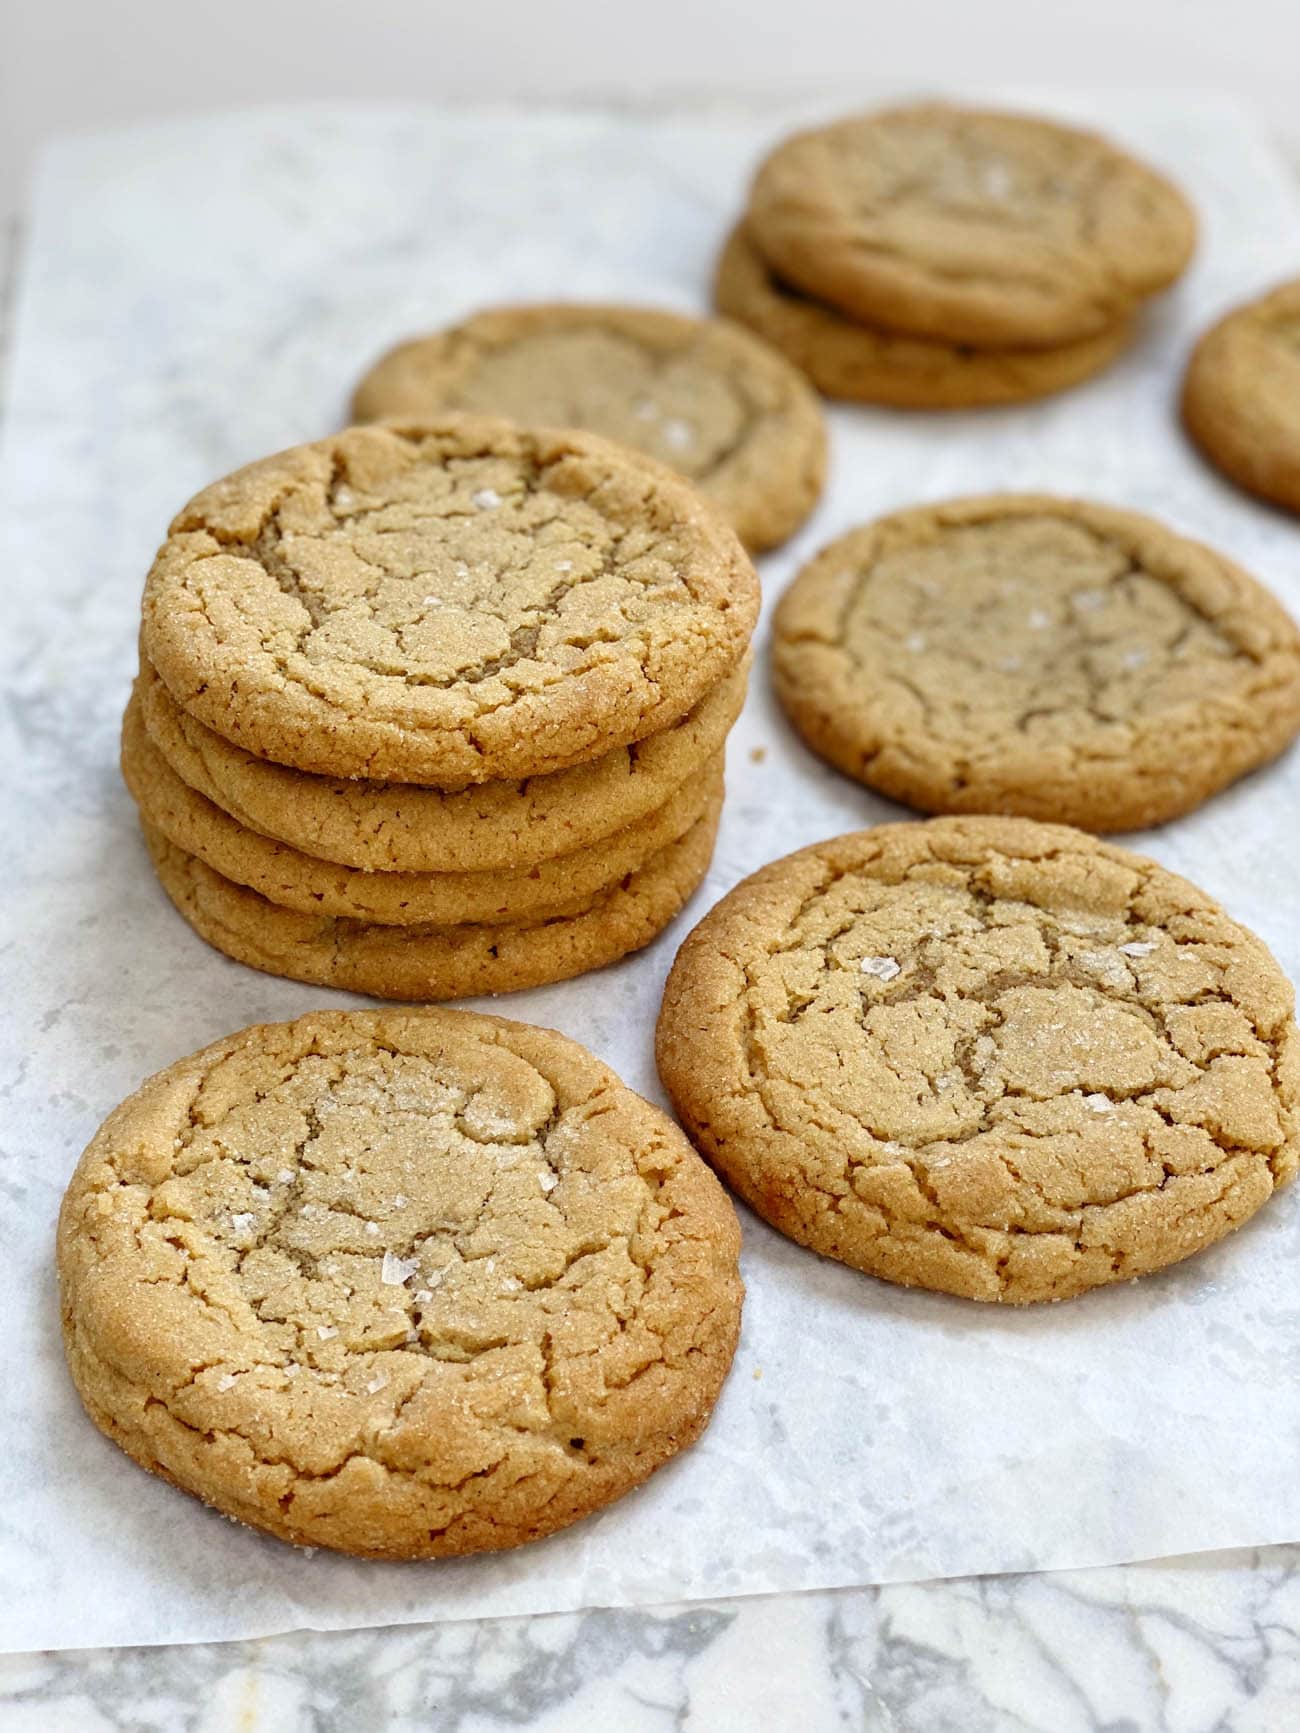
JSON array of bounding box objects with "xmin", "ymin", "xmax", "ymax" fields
[{"xmin": 2, "ymin": 94, "xmax": 1299, "ymax": 1653}]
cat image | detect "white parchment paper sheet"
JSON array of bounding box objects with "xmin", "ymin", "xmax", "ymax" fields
[{"xmin": 2, "ymin": 95, "xmax": 1299, "ymax": 1653}]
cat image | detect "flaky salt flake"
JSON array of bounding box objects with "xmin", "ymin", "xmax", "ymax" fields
[
  {"xmin": 391, "ymin": 1193, "xmax": 408, "ymax": 1210},
  {"xmin": 538, "ymin": 1171, "xmax": 558, "ymax": 1193},
  {"xmin": 276, "ymin": 1169, "xmax": 295, "ymax": 1185},
  {"xmin": 333, "ymin": 485, "xmax": 358, "ymax": 511},
  {"xmin": 472, "ymin": 487, "xmax": 501, "ymax": 510},
  {"xmin": 1083, "ymin": 1093, "xmax": 1113, "ymax": 1113},
  {"xmin": 502, "ymin": 1276, "xmax": 521, "ymax": 1292},
  {"xmin": 1072, "ymin": 588, "xmax": 1105, "ymax": 611},
  {"xmin": 381, "ymin": 1250, "xmax": 418, "ymax": 1286},
  {"xmin": 997, "ymin": 655, "xmax": 1022, "ymax": 674},
  {"xmin": 860, "ymin": 956, "xmax": 901, "ymax": 981},
  {"xmin": 554, "ymin": 559, "xmax": 573, "ymax": 573},
  {"xmin": 905, "ymin": 633, "xmax": 926, "ymax": 653},
  {"xmin": 1123, "ymin": 647, "xmax": 1149, "ymax": 670},
  {"xmin": 413, "ymin": 1289, "xmax": 433, "ymax": 1304},
  {"xmin": 1120, "ymin": 940, "xmax": 1156, "ymax": 956},
  {"xmin": 662, "ymin": 417, "xmax": 694, "ymax": 450},
  {"xmin": 316, "ymin": 1325, "xmax": 338, "ymax": 1341},
  {"xmin": 1027, "ymin": 609, "xmax": 1051, "ymax": 630},
  {"xmin": 364, "ymin": 1221, "xmax": 380, "ymax": 1237},
  {"xmin": 365, "ymin": 1373, "xmax": 389, "ymax": 1396},
  {"xmin": 217, "ymin": 1373, "xmax": 237, "ymax": 1392},
  {"xmin": 284, "ymin": 1362, "xmax": 300, "ymax": 1378},
  {"xmin": 421, "ymin": 595, "xmax": 443, "ymax": 608},
  {"xmin": 229, "ymin": 1212, "xmax": 256, "ymax": 1233}
]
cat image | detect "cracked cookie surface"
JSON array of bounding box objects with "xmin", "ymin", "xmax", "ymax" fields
[
  {"xmin": 140, "ymin": 417, "xmax": 758, "ymax": 785},
  {"xmin": 351, "ymin": 304, "xmax": 827, "ymax": 553},
  {"xmin": 58, "ymin": 1008, "xmax": 743, "ymax": 1556},
  {"xmin": 746, "ymin": 103, "xmax": 1195, "ymax": 347},
  {"xmin": 136, "ymin": 653, "xmax": 746, "ymax": 872},
  {"xmin": 144, "ymin": 788, "xmax": 721, "ymax": 1001},
  {"xmin": 657, "ymin": 816, "xmax": 1298, "ymax": 1303},
  {"xmin": 714, "ymin": 224, "xmax": 1136, "ymax": 407},
  {"xmin": 773, "ymin": 495, "xmax": 1300, "ymax": 832},
  {"xmin": 123, "ymin": 689, "xmax": 722, "ymax": 926},
  {"xmin": 1182, "ymin": 278, "xmax": 1300, "ymax": 516}
]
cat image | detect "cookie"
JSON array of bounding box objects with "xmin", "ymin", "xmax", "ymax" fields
[
  {"xmin": 136, "ymin": 653, "xmax": 747, "ymax": 872},
  {"xmin": 140, "ymin": 418, "xmax": 759, "ymax": 784},
  {"xmin": 351, "ymin": 304, "xmax": 827, "ymax": 553},
  {"xmin": 124, "ymin": 691, "xmax": 723, "ymax": 926},
  {"xmin": 746, "ymin": 103, "xmax": 1196, "ymax": 347},
  {"xmin": 143, "ymin": 788, "xmax": 721, "ymax": 1000},
  {"xmin": 1182, "ymin": 278, "xmax": 1300, "ymax": 515},
  {"xmin": 658, "ymin": 815, "xmax": 1298, "ymax": 1304},
  {"xmin": 773, "ymin": 495, "xmax": 1300, "ymax": 832},
  {"xmin": 713, "ymin": 224, "xmax": 1136, "ymax": 407},
  {"xmin": 58, "ymin": 1007, "xmax": 743, "ymax": 1556}
]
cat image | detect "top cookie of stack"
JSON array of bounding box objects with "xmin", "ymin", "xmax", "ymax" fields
[
  {"xmin": 716, "ymin": 102, "xmax": 1197, "ymax": 407},
  {"xmin": 128, "ymin": 415, "xmax": 759, "ymax": 1000}
]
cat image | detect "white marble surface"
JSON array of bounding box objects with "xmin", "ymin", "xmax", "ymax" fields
[{"xmin": 4, "ymin": 102, "xmax": 1300, "ymax": 1727}]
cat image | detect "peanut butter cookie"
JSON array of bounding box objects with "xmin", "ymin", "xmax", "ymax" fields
[
  {"xmin": 135, "ymin": 653, "xmax": 747, "ymax": 872},
  {"xmin": 59, "ymin": 1008, "xmax": 743, "ymax": 1556},
  {"xmin": 123, "ymin": 693, "xmax": 722, "ymax": 926},
  {"xmin": 657, "ymin": 816, "xmax": 1298, "ymax": 1303},
  {"xmin": 714, "ymin": 224, "xmax": 1136, "ymax": 407},
  {"xmin": 746, "ymin": 103, "xmax": 1195, "ymax": 346},
  {"xmin": 773, "ymin": 495, "xmax": 1300, "ymax": 831},
  {"xmin": 140, "ymin": 418, "xmax": 758, "ymax": 784},
  {"xmin": 352, "ymin": 304, "xmax": 827, "ymax": 553},
  {"xmin": 1182, "ymin": 278, "xmax": 1300, "ymax": 515},
  {"xmin": 143, "ymin": 789, "xmax": 721, "ymax": 1000}
]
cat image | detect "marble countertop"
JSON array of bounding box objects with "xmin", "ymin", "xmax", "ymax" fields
[{"xmin": 3, "ymin": 116, "xmax": 1300, "ymax": 1733}]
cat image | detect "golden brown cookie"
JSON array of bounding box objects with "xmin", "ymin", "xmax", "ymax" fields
[
  {"xmin": 143, "ymin": 788, "xmax": 721, "ymax": 1000},
  {"xmin": 136, "ymin": 653, "xmax": 747, "ymax": 872},
  {"xmin": 713, "ymin": 224, "xmax": 1136, "ymax": 407},
  {"xmin": 123, "ymin": 693, "xmax": 723, "ymax": 926},
  {"xmin": 1182, "ymin": 278, "xmax": 1300, "ymax": 515},
  {"xmin": 657, "ymin": 815, "xmax": 1299, "ymax": 1304},
  {"xmin": 746, "ymin": 103, "xmax": 1196, "ymax": 347},
  {"xmin": 140, "ymin": 418, "xmax": 759, "ymax": 784},
  {"xmin": 351, "ymin": 304, "xmax": 827, "ymax": 553},
  {"xmin": 773, "ymin": 495, "xmax": 1300, "ymax": 832},
  {"xmin": 58, "ymin": 1007, "xmax": 743, "ymax": 1556}
]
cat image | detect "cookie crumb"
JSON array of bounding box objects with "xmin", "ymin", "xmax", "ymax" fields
[{"xmin": 749, "ymin": 745, "xmax": 767, "ymax": 764}]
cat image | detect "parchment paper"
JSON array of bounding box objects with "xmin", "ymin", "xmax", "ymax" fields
[{"xmin": 3, "ymin": 94, "xmax": 1300, "ymax": 1653}]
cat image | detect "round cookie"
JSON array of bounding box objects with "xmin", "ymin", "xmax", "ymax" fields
[
  {"xmin": 773, "ymin": 495, "xmax": 1300, "ymax": 832},
  {"xmin": 1182, "ymin": 278, "xmax": 1300, "ymax": 515},
  {"xmin": 142, "ymin": 790, "xmax": 721, "ymax": 1000},
  {"xmin": 746, "ymin": 103, "xmax": 1196, "ymax": 347},
  {"xmin": 658, "ymin": 815, "xmax": 1299, "ymax": 1304},
  {"xmin": 136, "ymin": 653, "xmax": 747, "ymax": 872},
  {"xmin": 123, "ymin": 691, "xmax": 723, "ymax": 926},
  {"xmin": 58, "ymin": 1007, "xmax": 743, "ymax": 1556},
  {"xmin": 140, "ymin": 418, "xmax": 759, "ymax": 784},
  {"xmin": 351, "ymin": 304, "xmax": 827, "ymax": 553},
  {"xmin": 713, "ymin": 224, "xmax": 1137, "ymax": 407}
]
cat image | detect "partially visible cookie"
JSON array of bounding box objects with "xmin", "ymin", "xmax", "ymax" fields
[
  {"xmin": 143, "ymin": 788, "xmax": 721, "ymax": 1000},
  {"xmin": 140, "ymin": 418, "xmax": 758, "ymax": 784},
  {"xmin": 714, "ymin": 224, "xmax": 1136, "ymax": 407},
  {"xmin": 746, "ymin": 103, "xmax": 1196, "ymax": 346},
  {"xmin": 352, "ymin": 304, "xmax": 827, "ymax": 552},
  {"xmin": 773, "ymin": 495, "xmax": 1300, "ymax": 831},
  {"xmin": 657, "ymin": 815, "xmax": 1299, "ymax": 1304},
  {"xmin": 123, "ymin": 692, "xmax": 722, "ymax": 925},
  {"xmin": 136, "ymin": 653, "xmax": 747, "ymax": 872},
  {"xmin": 1182, "ymin": 278, "xmax": 1300, "ymax": 515},
  {"xmin": 59, "ymin": 1007, "xmax": 743, "ymax": 1556}
]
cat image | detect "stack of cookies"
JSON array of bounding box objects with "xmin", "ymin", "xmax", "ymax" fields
[
  {"xmin": 715, "ymin": 102, "xmax": 1197, "ymax": 408},
  {"xmin": 124, "ymin": 416, "xmax": 759, "ymax": 1000}
]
